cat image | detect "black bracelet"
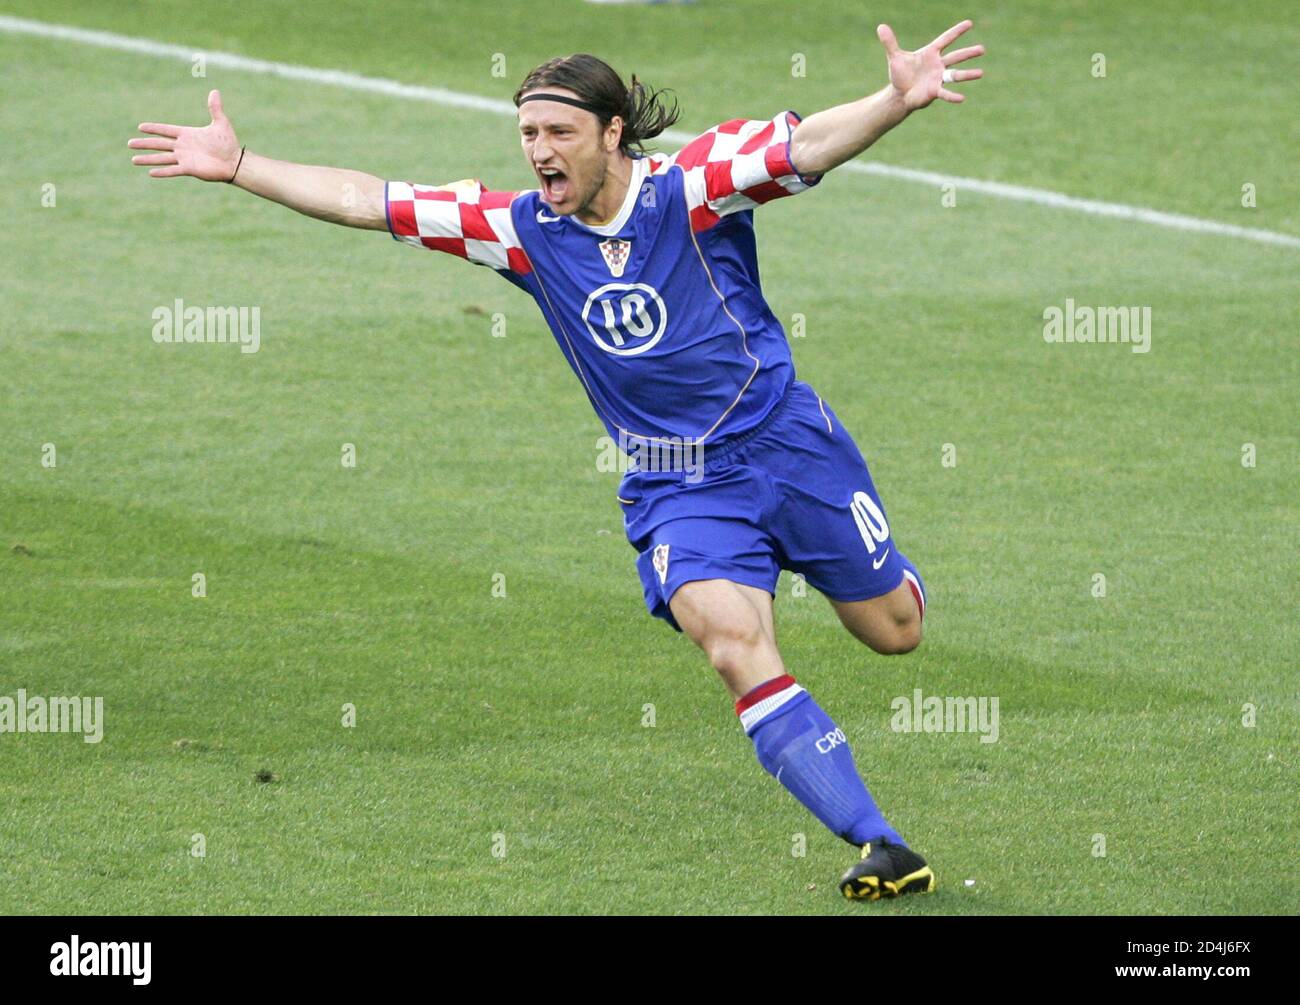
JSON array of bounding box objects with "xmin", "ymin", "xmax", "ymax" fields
[{"xmin": 227, "ymin": 146, "xmax": 247, "ymax": 184}]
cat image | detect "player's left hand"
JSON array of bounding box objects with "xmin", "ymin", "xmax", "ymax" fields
[{"xmin": 877, "ymin": 18, "xmax": 984, "ymax": 112}]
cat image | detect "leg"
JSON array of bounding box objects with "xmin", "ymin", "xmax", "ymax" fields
[
  {"xmin": 669, "ymin": 576, "xmax": 906, "ymax": 849},
  {"xmin": 830, "ymin": 579, "xmax": 923, "ymax": 655},
  {"xmin": 632, "ymin": 386, "xmax": 933, "ymax": 896},
  {"xmin": 669, "ymin": 578, "xmax": 783, "ymax": 699}
]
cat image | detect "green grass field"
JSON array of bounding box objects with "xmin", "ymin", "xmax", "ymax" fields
[{"xmin": 1, "ymin": 0, "xmax": 1296, "ymax": 914}]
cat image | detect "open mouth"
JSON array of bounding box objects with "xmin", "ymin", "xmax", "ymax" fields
[{"xmin": 538, "ymin": 167, "xmax": 569, "ymax": 205}]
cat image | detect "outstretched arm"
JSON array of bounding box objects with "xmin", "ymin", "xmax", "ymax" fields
[
  {"xmin": 129, "ymin": 90, "xmax": 387, "ymax": 230},
  {"xmin": 789, "ymin": 19, "xmax": 985, "ymax": 177}
]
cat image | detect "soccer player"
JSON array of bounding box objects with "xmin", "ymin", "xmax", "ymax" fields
[{"xmin": 129, "ymin": 19, "xmax": 984, "ymax": 901}]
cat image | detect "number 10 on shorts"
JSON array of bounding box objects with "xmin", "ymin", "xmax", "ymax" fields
[{"xmin": 850, "ymin": 490, "xmax": 890, "ymax": 554}]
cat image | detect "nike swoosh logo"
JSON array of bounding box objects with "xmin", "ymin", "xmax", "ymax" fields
[
  {"xmin": 872, "ymin": 548, "xmax": 891, "ymax": 570},
  {"xmin": 536, "ymin": 210, "xmax": 561, "ymax": 223}
]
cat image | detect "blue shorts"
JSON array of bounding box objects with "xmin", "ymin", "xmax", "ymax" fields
[{"xmin": 620, "ymin": 380, "xmax": 910, "ymax": 631}]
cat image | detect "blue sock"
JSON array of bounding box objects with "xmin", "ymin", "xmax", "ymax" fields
[{"xmin": 737, "ymin": 675, "xmax": 904, "ymax": 847}]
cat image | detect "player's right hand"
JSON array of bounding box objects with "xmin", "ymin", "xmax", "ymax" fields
[{"xmin": 129, "ymin": 89, "xmax": 242, "ymax": 181}]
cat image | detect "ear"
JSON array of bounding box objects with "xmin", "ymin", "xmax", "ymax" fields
[{"xmin": 605, "ymin": 114, "xmax": 624, "ymax": 152}]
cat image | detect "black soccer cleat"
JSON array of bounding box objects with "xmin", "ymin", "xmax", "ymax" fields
[{"xmin": 839, "ymin": 839, "xmax": 936, "ymax": 901}]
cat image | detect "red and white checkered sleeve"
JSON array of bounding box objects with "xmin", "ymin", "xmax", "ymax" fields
[
  {"xmin": 384, "ymin": 178, "xmax": 532, "ymax": 276},
  {"xmin": 659, "ymin": 110, "xmax": 823, "ymax": 232}
]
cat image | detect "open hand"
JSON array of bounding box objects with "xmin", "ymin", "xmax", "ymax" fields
[
  {"xmin": 129, "ymin": 89, "xmax": 241, "ymax": 180},
  {"xmin": 878, "ymin": 19, "xmax": 985, "ymax": 112}
]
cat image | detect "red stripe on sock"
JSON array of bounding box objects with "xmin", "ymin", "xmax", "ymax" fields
[{"xmin": 735, "ymin": 673, "xmax": 797, "ymax": 716}]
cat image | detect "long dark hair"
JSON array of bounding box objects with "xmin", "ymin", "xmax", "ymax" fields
[{"xmin": 513, "ymin": 54, "xmax": 679, "ymax": 155}]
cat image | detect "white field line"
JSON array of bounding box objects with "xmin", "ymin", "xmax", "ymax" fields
[{"xmin": 4, "ymin": 13, "xmax": 1297, "ymax": 250}]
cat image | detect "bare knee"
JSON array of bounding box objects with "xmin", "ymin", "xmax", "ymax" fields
[
  {"xmin": 832, "ymin": 579, "xmax": 925, "ymax": 656},
  {"xmin": 866, "ymin": 616, "xmax": 922, "ymax": 655},
  {"xmin": 702, "ymin": 620, "xmax": 773, "ymax": 676},
  {"xmin": 670, "ymin": 580, "xmax": 785, "ymax": 697},
  {"xmin": 843, "ymin": 610, "xmax": 922, "ymax": 655}
]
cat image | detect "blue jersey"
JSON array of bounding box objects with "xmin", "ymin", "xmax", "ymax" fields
[{"xmin": 385, "ymin": 110, "xmax": 822, "ymax": 449}]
